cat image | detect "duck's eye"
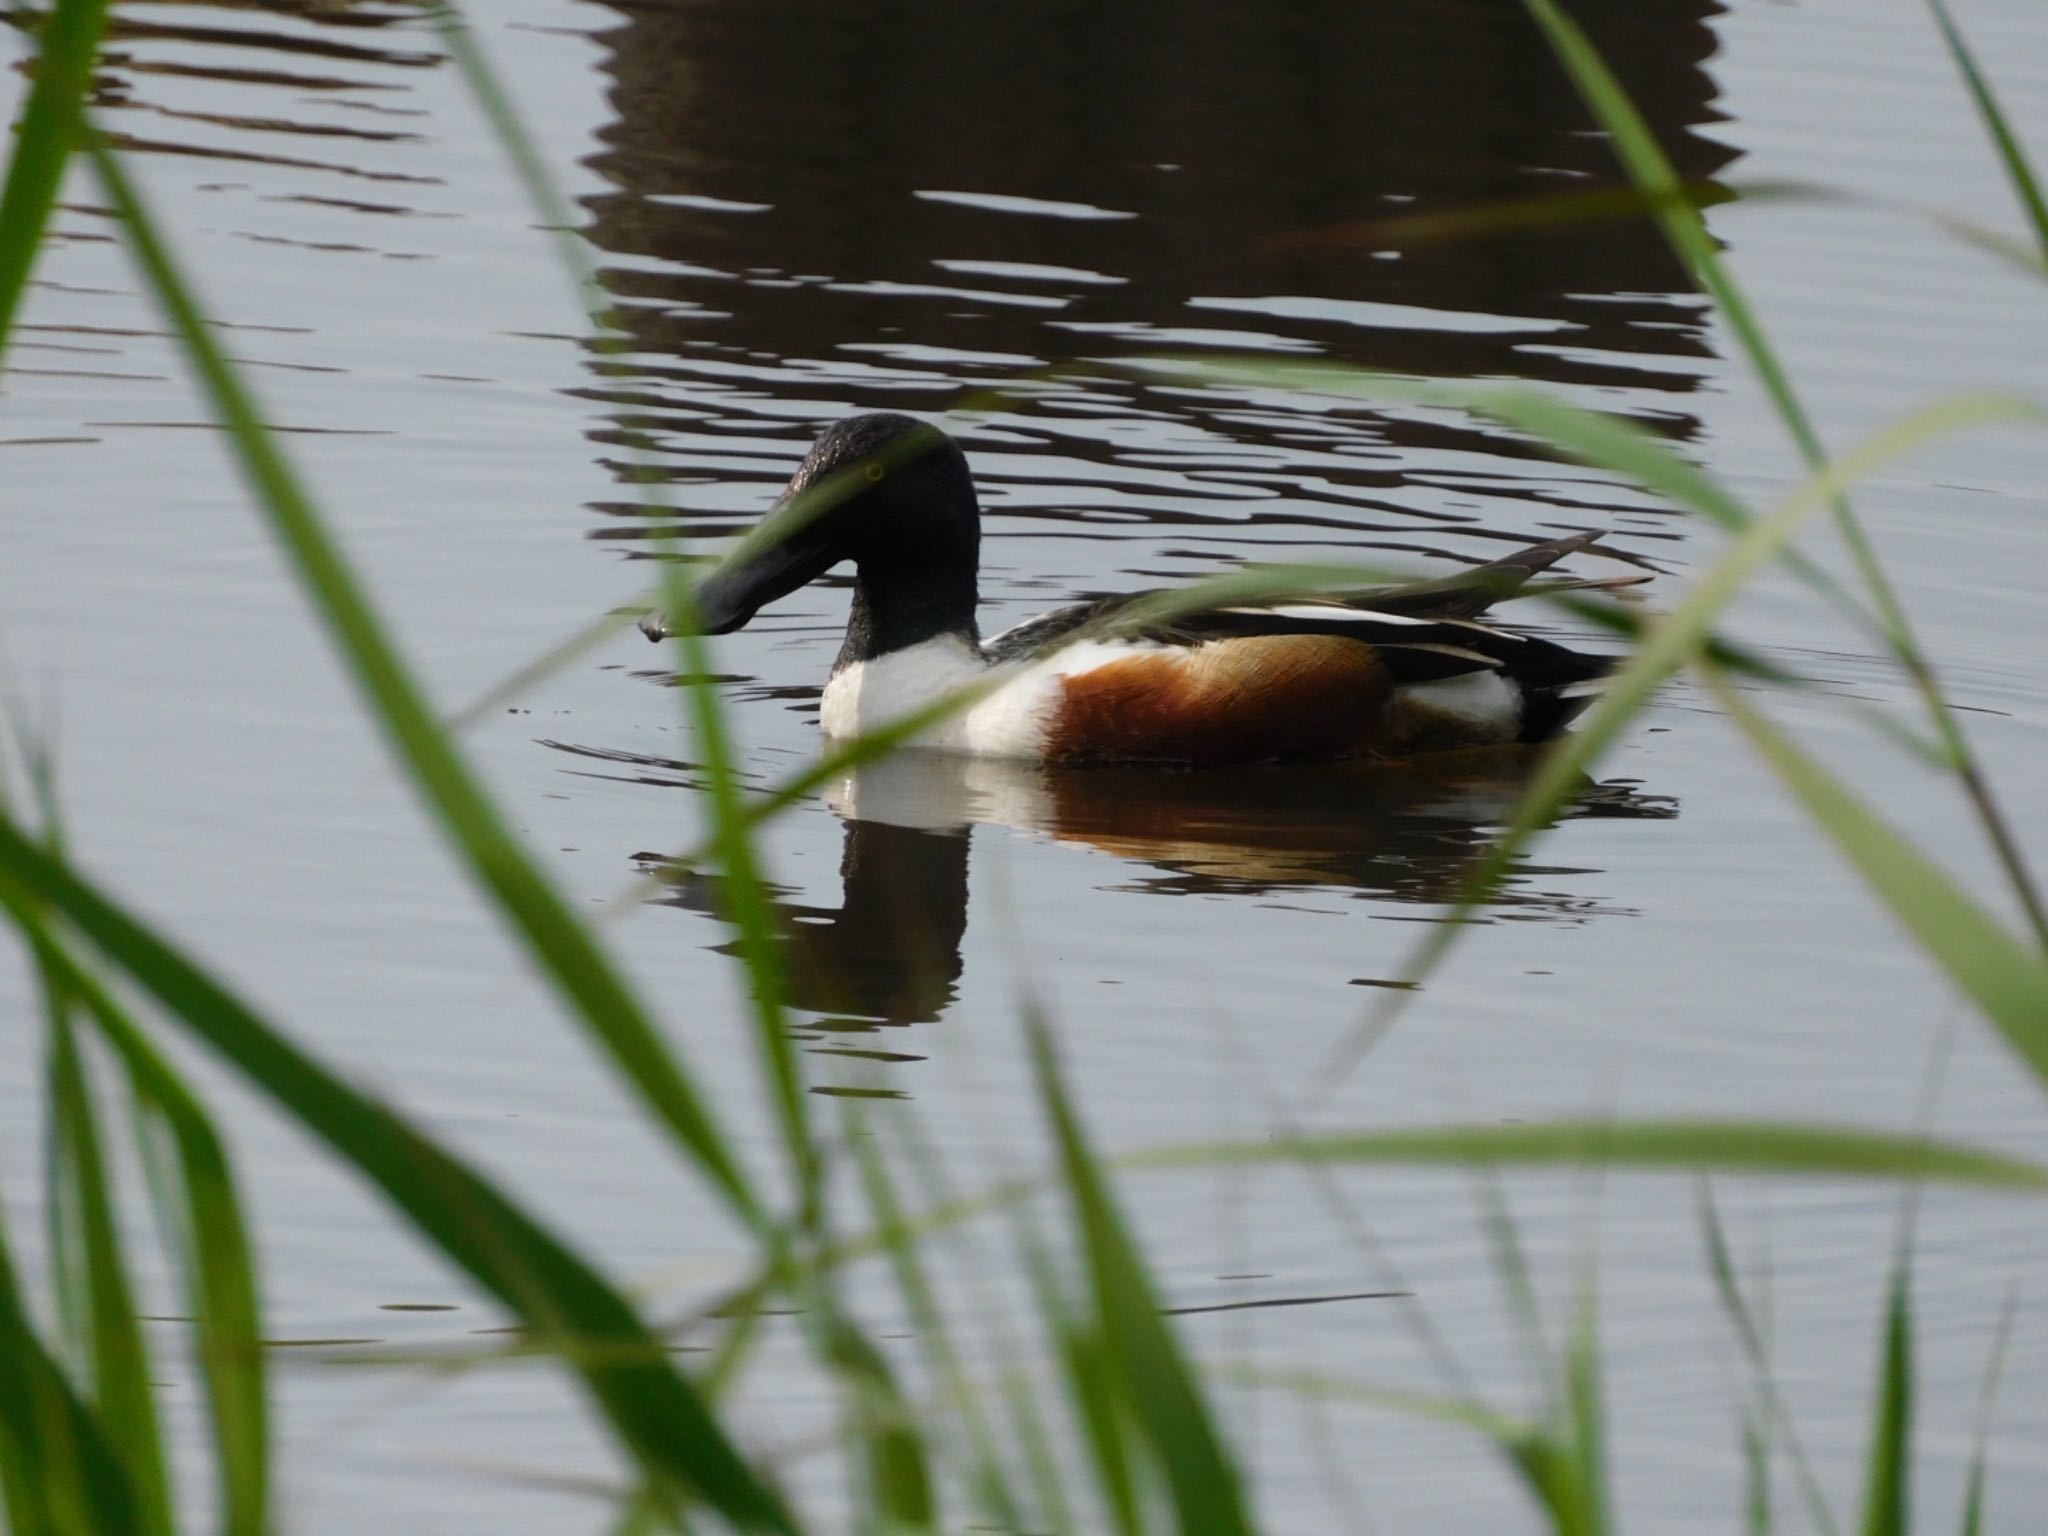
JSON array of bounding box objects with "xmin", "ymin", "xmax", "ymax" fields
[{"xmin": 863, "ymin": 463, "xmax": 886, "ymax": 483}]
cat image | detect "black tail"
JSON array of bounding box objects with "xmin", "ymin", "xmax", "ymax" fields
[
  {"xmin": 1507, "ymin": 633, "xmax": 1614, "ymax": 742},
  {"xmin": 1355, "ymin": 531, "xmax": 1607, "ymax": 620}
]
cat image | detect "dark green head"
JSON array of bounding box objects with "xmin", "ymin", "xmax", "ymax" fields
[{"xmin": 639, "ymin": 413, "xmax": 982, "ymax": 665}]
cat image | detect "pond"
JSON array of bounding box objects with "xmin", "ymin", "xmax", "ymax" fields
[{"xmin": 3, "ymin": 0, "xmax": 2046, "ymax": 1530}]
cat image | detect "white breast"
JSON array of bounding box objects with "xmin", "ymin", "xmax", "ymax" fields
[{"xmin": 819, "ymin": 635, "xmax": 1176, "ymax": 759}]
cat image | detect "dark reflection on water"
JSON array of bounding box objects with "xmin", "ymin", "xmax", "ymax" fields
[
  {"xmin": 577, "ymin": 0, "xmax": 1733, "ymax": 558},
  {"xmin": 639, "ymin": 752, "xmax": 1676, "ymax": 1033},
  {"xmin": 643, "ymin": 814, "xmax": 970, "ymax": 1030}
]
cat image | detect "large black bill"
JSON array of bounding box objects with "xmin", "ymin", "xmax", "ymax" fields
[{"xmin": 639, "ymin": 519, "xmax": 844, "ymax": 641}]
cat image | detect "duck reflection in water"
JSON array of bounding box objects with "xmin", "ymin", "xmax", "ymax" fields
[{"xmin": 640, "ymin": 751, "xmax": 1675, "ymax": 1031}]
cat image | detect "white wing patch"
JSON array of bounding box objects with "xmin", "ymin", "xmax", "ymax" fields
[
  {"xmin": 1220, "ymin": 602, "xmax": 1435, "ymax": 626},
  {"xmin": 1397, "ymin": 670, "xmax": 1521, "ymax": 735}
]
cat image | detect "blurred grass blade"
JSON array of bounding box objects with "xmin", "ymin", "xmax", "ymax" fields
[
  {"xmin": 1519, "ymin": 0, "xmax": 1836, "ymax": 506},
  {"xmin": 1522, "ymin": 0, "xmax": 2048, "ymax": 951},
  {"xmin": 653, "ymin": 570, "xmax": 813, "ymax": 1220},
  {"xmin": 0, "ymin": 1200, "xmax": 147, "ymax": 1536},
  {"xmin": 39, "ymin": 976, "xmax": 174, "ymax": 1536},
  {"xmin": 850, "ymin": 1115, "xmax": 1021, "ymax": 1531},
  {"xmin": 11, "ymin": 757, "xmax": 184, "ymax": 1532},
  {"xmin": 1031, "ymin": 1017, "xmax": 1253, "ymax": 1536},
  {"xmin": 1561, "ymin": 1291, "xmax": 1609, "ymax": 1536},
  {"xmin": 0, "ymin": 819, "xmax": 796, "ymax": 1534},
  {"xmin": 451, "ymin": 604, "xmax": 645, "ymax": 731},
  {"xmin": 1699, "ymin": 1190, "xmax": 1841, "ymax": 1536},
  {"xmin": 1933, "ymin": 212, "xmax": 2048, "ymax": 283},
  {"xmin": 688, "ymin": 1115, "xmax": 2048, "ymax": 1343},
  {"xmin": 1742, "ymin": 1406, "xmax": 1772, "ymax": 1536},
  {"xmin": 1470, "ymin": 1170, "xmax": 1555, "ymax": 1400},
  {"xmin": 1857, "ymin": 1265, "xmax": 1914, "ymax": 1536},
  {"xmin": 891, "ymin": 1109, "xmax": 1072, "ymax": 1532},
  {"xmin": 1127, "ymin": 1119, "xmax": 2048, "ymax": 1189},
  {"xmin": 426, "ymin": 3, "xmax": 597, "ymax": 311},
  {"xmin": 29, "ymin": 928, "xmax": 268, "ymax": 1536},
  {"xmin": 608, "ymin": 671, "xmax": 1010, "ymax": 916},
  {"xmin": 1925, "ymin": 0, "xmax": 2048, "ymax": 258},
  {"xmin": 0, "ymin": 0, "xmax": 112, "ymax": 357},
  {"xmin": 1224, "ymin": 1362, "xmax": 1536, "ymax": 1445},
  {"xmin": 1018, "ymin": 1211, "xmax": 1143, "ymax": 1536},
  {"xmin": 1147, "ymin": 357, "xmax": 1884, "ymax": 660},
  {"xmin": 1958, "ymin": 1287, "xmax": 2016, "ymax": 1536},
  {"xmin": 1062, "ymin": 1321, "xmax": 1149, "ymax": 1536},
  {"xmin": 1268, "ymin": 177, "xmax": 1763, "ymax": 253},
  {"xmin": 1326, "ymin": 390, "xmax": 2041, "ymax": 1080},
  {"xmin": 1227, "ymin": 1363, "xmax": 1592, "ymax": 1530},
  {"xmin": 81, "ymin": 140, "xmax": 761, "ymax": 1228},
  {"xmin": 1712, "ymin": 678, "xmax": 2048, "ymax": 1094},
  {"xmin": 820, "ymin": 1315, "xmax": 935, "ymax": 1531}
]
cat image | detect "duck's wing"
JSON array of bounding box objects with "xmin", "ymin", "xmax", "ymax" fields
[
  {"xmin": 1320, "ymin": 530, "xmax": 1628, "ymax": 619},
  {"xmin": 981, "ymin": 595, "xmax": 1141, "ymax": 663},
  {"xmin": 987, "ymin": 532, "xmax": 1638, "ymax": 686}
]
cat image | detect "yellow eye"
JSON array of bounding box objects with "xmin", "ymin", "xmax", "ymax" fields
[{"xmin": 863, "ymin": 463, "xmax": 885, "ymax": 483}]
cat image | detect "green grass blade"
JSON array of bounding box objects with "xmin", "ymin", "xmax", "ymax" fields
[
  {"xmin": 688, "ymin": 1114, "xmax": 2046, "ymax": 1354},
  {"xmin": 605, "ymin": 1487, "xmax": 677, "ymax": 1536},
  {"xmin": 1327, "ymin": 391, "xmax": 2042, "ymax": 1078},
  {"xmin": 1519, "ymin": 0, "xmax": 1827, "ymax": 469},
  {"xmin": 80, "ymin": 140, "xmax": 761, "ymax": 1229},
  {"xmin": 0, "ymin": 0, "xmax": 112, "ymax": 357},
  {"xmin": 892, "ymin": 1108, "xmax": 1072, "ymax": 1534},
  {"xmin": 3, "ymin": 763, "xmax": 180, "ymax": 1535},
  {"xmin": 1925, "ymin": 0, "xmax": 2048, "ymax": 258},
  {"xmin": 1019, "ymin": 1220, "xmax": 1142, "ymax": 1536},
  {"xmin": 0, "ymin": 820, "xmax": 796, "ymax": 1534},
  {"xmin": 1957, "ymin": 1286, "xmax": 2015, "ymax": 1536},
  {"xmin": 1561, "ymin": 1290, "xmax": 1609, "ymax": 1536},
  {"xmin": 1031, "ymin": 1018, "xmax": 1253, "ymax": 1536},
  {"xmin": 1857, "ymin": 1265, "xmax": 1914, "ymax": 1536},
  {"xmin": 1148, "ymin": 357, "xmax": 1905, "ymax": 682},
  {"xmin": 1222, "ymin": 1362, "xmax": 1537, "ymax": 1446},
  {"xmin": 1225, "ymin": 1362, "xmax": 1587, "ymax": 1531},
  {"xmin": 1522, "ymin": 0, "xmax": 2048, "ymax": 950},
  {"xmin": 850, "ymin": 1116, "xmax": 1021, "ymax": 1531},
  {"xmin": 820, "ymin": 1315, "xmax": 936, "ymax": 1531},
  {"xmin": 1928, "ymin": 211, "xmax": 2048, "ymax": 282},
  {"xmin": 450, "ymin": 605, "xmax": 645, "ymax": 731},
  {"xmin": 1712, "ymin": 678, "xmax": 2048, "ymax": 1094},
  {"xmin": 1063, "ymin": 1321, "xmax": 1148, "ymax": 1536},
  {"xmin": 1127, "ymin": 1120, "xmax": 2048, "ymax": 1190},
  {"xmin": 27, "ymin": 928, "xmax": 269, "ymax": 1536},
  {"xmin": 0, "ymin": 1198, "xmax": 147, "ymax": 1536},
  {"xmin": 1742, "ymin": 1405, "xmax": 1773, "ymax": 1536},
  {"xmin": 1276, "ymin": 173, "xmax": 2048, "ymax": 284},
  {"xmin": 425, "ymin": 4, "xmax": 597, "ymax": 312},
  {"xmin": 1472, "ymin": 1170, "xmax": 1557, "ymax": 1403},
  {"xmin": 1698, "ymin": 1190, "xmax": 1840, "ymax": 1536},
  {"xmin": 655, "ymin": 573, "xmax": 814, "ymax": 1220},
  {"xmin": 40, "ymin": 984, "xmax": 174, "ymax": 1536},
  {"xmin": 1272, "ymin": 176, "xmax": 1773, "ymax": 253}
]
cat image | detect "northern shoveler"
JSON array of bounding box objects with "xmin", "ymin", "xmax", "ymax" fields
[{"xmin": 639, "ymin": 412, "xmax": 1643, "ymax": 765}]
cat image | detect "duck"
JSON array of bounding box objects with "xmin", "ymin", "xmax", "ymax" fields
[{"xmin": 638, "ymin": 412, "xmax": 1644, "ymax": 766}]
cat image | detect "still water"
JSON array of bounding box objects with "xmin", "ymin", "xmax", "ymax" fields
[{"xmin": 5, "ymin": 0, "xmax": 2048, "ymax": 1530}]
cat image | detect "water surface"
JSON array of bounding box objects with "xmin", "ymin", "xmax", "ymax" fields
[{"xmin": 4, "ymin": 0, "xmax": 2047, "ymax": 1530}]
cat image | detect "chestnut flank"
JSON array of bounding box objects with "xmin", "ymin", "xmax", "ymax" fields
[{"xmin": 1044, "ymin": 635, "xmax": 1396, "ymax": 764}]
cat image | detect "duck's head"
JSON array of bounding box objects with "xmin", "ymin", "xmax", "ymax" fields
[{"xmin": 640, "ymin": 413, "xmax": 981, "ymax": 659}]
